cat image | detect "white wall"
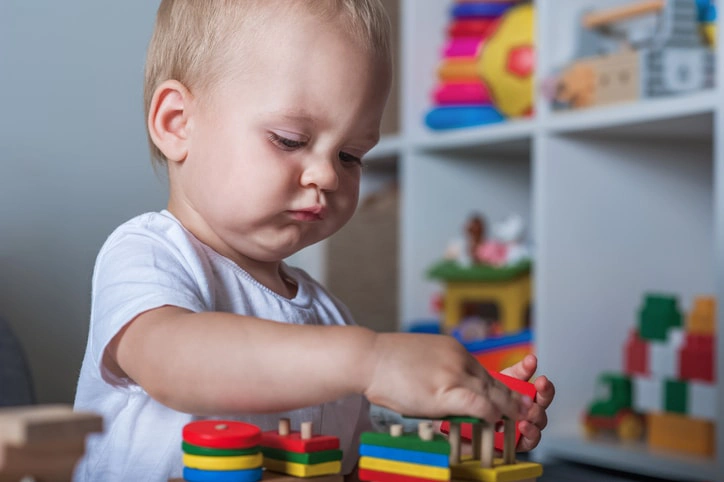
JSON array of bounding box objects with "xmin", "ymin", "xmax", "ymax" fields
[{"xmin": 0, "ymin": 1, "xmax": 165, "ymax": 403}]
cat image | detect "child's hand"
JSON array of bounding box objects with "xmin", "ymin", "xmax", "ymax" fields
[
  {"xmin": 500, "ymin": 354, "xmax": 555, "ymax": 452},
  {"xmin": 364, "ymin": 333, "xmax": 533, "ymax": 424}
]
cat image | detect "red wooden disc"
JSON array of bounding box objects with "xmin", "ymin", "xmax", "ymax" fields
[{"xmin": 183, "ymin": 421, "xmax": 262, "ymax": 449}]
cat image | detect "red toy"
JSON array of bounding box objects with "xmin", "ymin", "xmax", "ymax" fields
[{"xmin": 439, "ymin": 370, "xmax": 536, "ymax": 451}]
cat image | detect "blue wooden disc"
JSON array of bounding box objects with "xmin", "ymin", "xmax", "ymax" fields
[
  {"xmin": 452, "ymin": 3, "xmax": 512, "ymax": 19},
  {"xmin": 425, "ymin": 105, "xmax": 504, "ymax": 130},
  {"xmin": 182, "ymin": 467, "xmax": 263, "ymax": 482}
]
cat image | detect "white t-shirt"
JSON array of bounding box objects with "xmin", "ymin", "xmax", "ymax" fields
[{"xmin": 74, "ymin": 210, "xmax": 371, "ymax": 482}]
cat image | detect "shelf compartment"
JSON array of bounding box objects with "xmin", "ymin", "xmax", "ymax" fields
[
  {"xmin": 545, "ymin": 90, "xmax": 716, "ymax": 141},
  {"xmin": 365, "ymin": 134, "xmax": 403, "ymax": 165},
  {"xmin": 413, "ymin": 118, "xmax": 535, "ymax": 155},
  {"xmin": 542, "ymin": 434, "xmax": 719, "ymax": 481}
]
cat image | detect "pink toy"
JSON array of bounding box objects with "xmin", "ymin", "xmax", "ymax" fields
[
  {"xmin": 476, "ymin": 241, "xmax": 508, "ymax": 266},
  {"xmin": 433, "ymin": 81, "xmax": 492, "ymax": 105},
  {"xmin": 443, "ymin": 37, "xmax": 485, "ymax": 58}
]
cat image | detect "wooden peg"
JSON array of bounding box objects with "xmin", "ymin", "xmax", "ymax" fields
[
  {"xmin": 448, "ymin": 423, "xmax": 460, "ymax": 464},
  {"xmin": 417, "ymin": 421, "xmax": 433, "ymax": 441},
  {"xmin": 583, "ymin": 0, "xmax": 664, "ymax": 29},
  {"xmin": 278, "ymin": 418, "xmax": 290, "ymax": 436},
  {"xmin": 389, "ymin": 424, "xmax": 403, "ymax": 437},
  {"xmin": 480, "ymin": 422, "xmax": 494, "ymax": 469},
  {"xmin": 503, "ymin": 418, "xmax": 516, "ymax": 465},
  {"xmin": 300, "ymin": 421, "xmax": 312, "ymax": 440}
]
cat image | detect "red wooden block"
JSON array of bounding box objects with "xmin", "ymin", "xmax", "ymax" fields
[
  {"xmin": 260, "ymin": 431, "xmax": 339, "ymax": 454},
  {"xmin": 183, "ymin": 421, "xmax": 261, "ymax": 449},
  {"xmin": 359, "ymin": 468, "xmax": 441, "ymax": 482},
  {"xmin": 624, "ymin": 329, "xmax": 649, "ymax": 376},
  {"xmin": 447, "ymin": 19, "xmax": 498, "ymax": 38},
  {"xmin": 679, "ymin": 333, "xmax": 715, "ymax": 382},
  {"xmin": 439, "ymin": 371, "xmax": 536, "ymax": 451}
]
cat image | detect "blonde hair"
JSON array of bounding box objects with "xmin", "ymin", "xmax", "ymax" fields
[{"xmin": 144, "ymin": 0, "xmax": 392, "ymax": 167}]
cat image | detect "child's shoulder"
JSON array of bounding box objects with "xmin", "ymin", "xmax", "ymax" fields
[{"xmin": 99, "ymin": 210, "xmax": 190, "ymax": 256}]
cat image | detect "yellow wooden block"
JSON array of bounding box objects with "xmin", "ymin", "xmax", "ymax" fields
[
  {"xmin": 443, "ymin": 274, "xmax": 532, "ymax": 333},
  {"xmin": 359, "ymin": 456, "xmax": 450, "ymax": 481},
  {"xmin": 647, "ymin": 412, "xmax": 714, "ymax": 457},
  {"xmin": 261, "ymin": 471, "xmax": 343, "ymax": 482},
  {"xmin": 183, "ymin": 452, "xmax": 263, "ymax": 471},
  {"xmin": 451, "ymin": 458, "xmax": 543, "ymax": 482},
  {"xmin": 687, "ymin": 296, "xmax": 716, "ymax": 335},
  {"xmin": 263, "ymin": 458, "xmax": 341, "ymax": 478},
  {"xmin": 170, "ymin": 472, "xmax": 345, "ymax": 482},
  {"xmin": 0, "ymin": 405, "xmax": 102, "ymax": 446}
]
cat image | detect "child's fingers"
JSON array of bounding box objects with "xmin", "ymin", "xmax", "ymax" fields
[
  {"xmin": 467, "ymin": 361, "xmax": 531, "ymax": 421},
  {"xmin": 515, "ymin": 420, "xmax": 542, "ymax": 452},
  {"xmin": 533, "ymin": 375, "xmax": 555, "ymax": 409},
  {"xmin": 500, "ymin": 354, "xmax": 538, "ymax": 381},
  {"xmin": 443, "ymin": 386, "xmax": 502, "ymax": 423},
  {"xmin": 524, "ymin": 402, "xmax": 548, "ymax": 431}
]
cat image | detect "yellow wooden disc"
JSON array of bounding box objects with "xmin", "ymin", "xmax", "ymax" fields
[{"xmin": 183, "ymin": 452, "xmax": 263, "ymax": 471}]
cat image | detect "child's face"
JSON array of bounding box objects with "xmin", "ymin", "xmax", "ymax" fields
[{"xmin": 170, "ymin": 10, "xmax": 390, "ymax": 267}]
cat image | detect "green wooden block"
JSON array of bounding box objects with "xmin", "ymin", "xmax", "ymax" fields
[
  {"xmin": 441, "ymin": 416, "xmax": 483, "ymax": 424},
  {"xmin": 638, "ymin": 294, "xmax": 682, "ymax": 341},
  {"xmin": 360, "ymin": 431, "xmax": 450, "ymax": 455},
  {"xmin": 426, "ymin": 259, "xmax": 532, "ymax": 282},
  {"xmin": 664, "ymin": 379, "xmax": 688, "ymax": 414},
  {"xmin": 261, "ymin": 447, "xmax": 342, "ymax": 465}
]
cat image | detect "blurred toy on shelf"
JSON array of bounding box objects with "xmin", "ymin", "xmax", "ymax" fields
[
  {"xmin": 582, "ymin": 373, "xmax": 645, "ymax": 442},
  {"xmin": 550, "ymin": 0, "xmax": 715, "ymax": 110},
  {"xmin": 698, "ymin": 0, "xmax": 717, "ymax": 47},
  {"xmin": 582, "ymin": 293, "xmax": 717, "ymax": 458},
  {"xmin": 422, "ymin": 213, "xmax": 534, "ymax": 372},
  {"xmin": 425, "ymin": 1, "xmax": 535, "ymax": 130}
]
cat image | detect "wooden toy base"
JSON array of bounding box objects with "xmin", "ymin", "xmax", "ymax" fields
[
  {"xmin": 450, "ymin": 458, "xmax": 543, "ymax": 482},
  {"xmin": 170, "ymin": 470, "xmax": 344, "ymax": 482}
]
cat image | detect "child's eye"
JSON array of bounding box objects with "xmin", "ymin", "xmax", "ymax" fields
[
  {"xmin": 269, "ymin": 132, "xmax": 306, "ymax": 151},
  {"xmin": 339, "ymin": 151, "xmax": 362, "ymax": 165}
]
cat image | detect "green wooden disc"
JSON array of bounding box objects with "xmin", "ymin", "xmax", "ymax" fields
[
  {"xmin": 360, "ymin": 431, "xmax": 450, "ymax": 455},
  {"xmin": 182, "ymin": 441, "xmax": 260, "ymax": 456},
  {"xmin": 261, "ymin": 447, "xmax": 343, "ymax": 464}
]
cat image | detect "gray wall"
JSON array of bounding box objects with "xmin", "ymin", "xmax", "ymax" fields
[{"xmin": 1, "ymin": 2, "xmax": 166, "ymax": 403}]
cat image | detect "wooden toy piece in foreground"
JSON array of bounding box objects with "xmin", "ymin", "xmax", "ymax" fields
[
  {"xmin": 361, "ymin": 417, "xmax": 542, "ymax": 482},
  {"xmin": 261, "ymin": 419, "xmax": 342, "ymax": 478},
  {"xmin": 0, "ymin": 404, "xmax": 103, "ymax": 482},
  {"xmin": 169, "ymin": 471, "xmax": 344, "ymax": 482}
]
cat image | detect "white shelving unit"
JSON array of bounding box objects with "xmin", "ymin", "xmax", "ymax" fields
[{"xmin": 394, "ymin": 0, "xmax": 724, "ymax": 480}]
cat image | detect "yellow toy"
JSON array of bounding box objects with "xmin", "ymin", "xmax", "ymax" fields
[{"xmin": 477, "ymin": 4, "xmax": 535, "ymax": 117}]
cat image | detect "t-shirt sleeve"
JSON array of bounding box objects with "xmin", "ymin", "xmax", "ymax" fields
[{"xmin": 88, "ymin": 221, "xmax": 209, "ymax": 387}]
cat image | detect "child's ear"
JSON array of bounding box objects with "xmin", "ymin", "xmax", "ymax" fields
[{"xmin": 147, "ymin": 80, "xmax": 192, "ymax": 163}]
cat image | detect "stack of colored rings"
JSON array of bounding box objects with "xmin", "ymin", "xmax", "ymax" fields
[{"xmin": 182, "ymin": 420, "xmax": 264, "ymax": 482}]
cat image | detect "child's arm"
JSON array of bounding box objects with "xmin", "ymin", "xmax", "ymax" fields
[
  {"xmin": 107, "ymin": 306, "xmax": 531, "ymax": 422},
  {"xmin": 500, "ymin": 354, "xmax": 555, "ymax": 451}
]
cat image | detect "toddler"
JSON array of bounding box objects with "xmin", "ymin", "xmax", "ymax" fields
[{"xmin": 74, "ymin": 1, "xmax": 555, "ymax": 481}]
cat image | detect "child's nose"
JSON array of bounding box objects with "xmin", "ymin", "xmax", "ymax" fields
[{"xmin": 300, "ymin": 156, "xmax": 339, "ymax": 192}]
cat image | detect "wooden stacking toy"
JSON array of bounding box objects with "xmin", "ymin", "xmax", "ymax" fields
[
  {"xmin": 182, "ymin": 420, "xmax": 263, "ymax": 482},
  {"xmin": 0, "ymin": 404, "xmax": 103, "ymax": 482},
  {"xmin": 260, "ymin": 419, "xmax": 342, "ymax": 478}
]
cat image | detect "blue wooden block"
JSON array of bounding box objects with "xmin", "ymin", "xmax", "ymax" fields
[
  {"xmin": 183, "ymin": 467, "xmax": 263, "ymax": 482},
  {"xmin": 451, "ymin": 3, "xmax": 512, "ymax": 19},
  {"xmin": 359, "ymin": 444, "xmax": 449, "ymax": 468}
]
